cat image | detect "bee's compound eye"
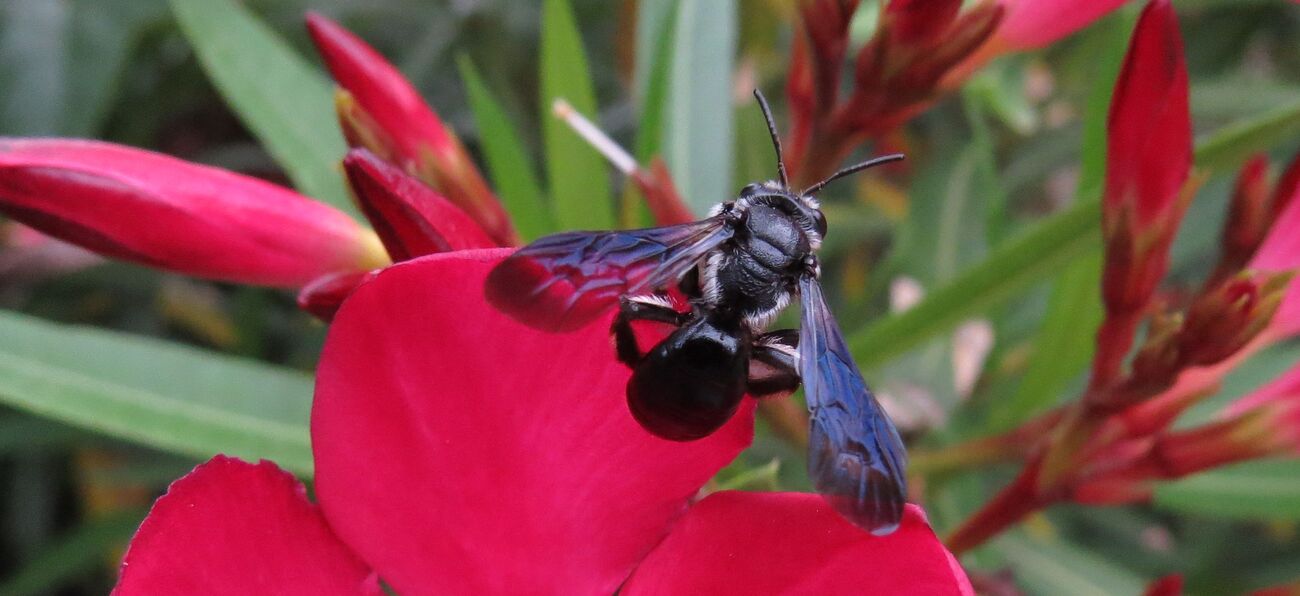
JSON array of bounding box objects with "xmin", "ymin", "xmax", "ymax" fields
[{"xmin": 813, "ymin": 210, "xmax": 828, "ymax": 238}]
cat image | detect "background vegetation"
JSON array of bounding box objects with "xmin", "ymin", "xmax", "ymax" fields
[{"xmin": 1, "ymin": 0, "xmax": 1299, "ymax": 593}]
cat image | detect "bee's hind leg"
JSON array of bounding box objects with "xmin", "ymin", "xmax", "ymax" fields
[
  {"xmin": 611, "ymin": 294, "xmax": 691, "ymax": 368},
  {"xmin": 748, "ymin": 329, "xmax": 800, "ymax": 399}
]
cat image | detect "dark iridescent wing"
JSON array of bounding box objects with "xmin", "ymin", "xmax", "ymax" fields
[
  {"xmin": 797, "ymin": 276, "xmax": 907, "ymax": 535},
  {"xmin": 486, "ymin": 218, "xmax": 731, "ymax": 332}
]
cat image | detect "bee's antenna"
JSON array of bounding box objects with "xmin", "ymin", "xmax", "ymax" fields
[
  {"xmin": 802, "ymin": 153, "xmax": 905, "ymax": 196},
  {"xmin": 752, "ymin": 89, "xmax": 789, "ymax": 189}
]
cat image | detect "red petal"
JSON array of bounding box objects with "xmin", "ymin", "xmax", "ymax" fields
[
  {"xmin": 312, "ymin": 250, "xmax": 755, "ymax": 594},
  {"xmin": 623, "ymin": 492, "xmax": 972, "ymax": 595},
  {"xmin": 113, "ymin": 456, "xmax": 378, "ymax": 596},
  {"xmin": 995, "ymin": 0, "xmax": 1127, "ymax": 49},
  {"xmin": 0, "ymin": 139, "xmax": 384, "ymax": 288},
  {"xmin": 344, "ymin": 148, "xmax": 497, "ymax": 260},
  {"xmin": 1104, "ymin": 0, "xmax": 1192, "ymax": 228}
]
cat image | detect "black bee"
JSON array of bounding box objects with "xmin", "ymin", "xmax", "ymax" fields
[{"xmin": 485, "ymin": 91, "xmax": 907, "ymax": 535}]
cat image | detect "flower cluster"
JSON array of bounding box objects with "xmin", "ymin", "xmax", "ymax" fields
[
  {"xmin": 940, "ymin": 0, "xmax": 1300, "ymax": 553},
  {"xmin": 0, "ymin": 11, "xmax": 974, "ymax": 593},
  {"xmin": 784, "ymin": 0, "xmax": 1126, "ymax": 186}
]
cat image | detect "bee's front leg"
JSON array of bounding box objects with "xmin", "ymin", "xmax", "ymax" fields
[{"xmin": 611, "ymin": 294, "xmax": 691, "ymax": 368}]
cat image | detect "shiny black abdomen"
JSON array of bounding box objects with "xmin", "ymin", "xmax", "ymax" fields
[
  {"xmin": 626, "ymin": 315, "xmax": 752, "ymax": 441},
  {"xmin": 712, "ymin": 204, "xmax": 809, "ymax": 320}
]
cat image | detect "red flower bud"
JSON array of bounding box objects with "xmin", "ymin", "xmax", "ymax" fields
[
  {"xmin": 885, "ymin": 0, "xmax": 962, "ymax": 47},
  {"xmin": 306, "ymin": 13, "xmax": 518, "ymax": 246},
  {"xmin": 0, "ymin": 139, "xmax": 385, "ymax": 288},
  {"xmin": 1104, "ymin": 0, "xmax": 1192, "ymax": 233},
  {"xmin": 1177, "ymin": 271, "xmax": 1292, "ymax": 367},
  {"xmin": 1217, "ymin": 155, "xmax": 1273, "ymax": 278},
  {"xmin": 343, "ymin": 149, "xmax": 496, "ymax": 262},
  {"xmin": 296, "ymin": 269, "xmax": 376, "ymax": 322}
]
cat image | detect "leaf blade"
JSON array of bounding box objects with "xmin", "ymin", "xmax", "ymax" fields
[
  {"xmin": 168, "ymin": 0, "xmax": 356, "ymax": 217},
  {"xmin": 540, "ymin": 0, "xmax": 614, "ymax": 230},
  {"xmin": 458, "ymin": 56, "xmax": 553, "ymax": 241},
  {"xmin": 0, "ymin": 310, "xmax": 313, "ymax": 475}
]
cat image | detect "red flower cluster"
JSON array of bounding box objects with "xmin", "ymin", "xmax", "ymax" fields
[
  {"xmin": 943, "ymin": 0, "xmax": 1300, "ymax": 553},
  {"xmin": 784, "ymin": 0, "xmax": 1126, "ymax": 186},
  {"xmin": 0, "ymin": 11, "xmax": 973, "ymax": 593}
]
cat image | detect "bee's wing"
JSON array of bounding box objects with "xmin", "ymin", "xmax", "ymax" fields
[
  {"xmin": 486, "ymin": 218, "xmax": 732, "ymax": 332},
  {"xmin": 797, "ymin": 276, "xmax": 907, "ymax": 535}
]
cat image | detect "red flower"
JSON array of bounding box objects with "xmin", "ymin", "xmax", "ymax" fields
[
  {"xmin": 0, "ymin": 139, "xmax": 386, "ymax": 288},
  {"xmin": 113, "ymin": 251, "xmax": 971, "ymax": 594}
]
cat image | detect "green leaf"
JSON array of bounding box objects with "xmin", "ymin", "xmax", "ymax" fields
[
  {"xmin": 992, "ymin": 251, "xmax": 1103, "ymax": 432},
  {"xmin": 664, "ymin": 0, "xmax": 736, "ymax": 215},
  {"xmin": 992, "ymin": 533, "xmax": 1147, "ymax": 596},
  {"xmin": 850, "ymin": 198, "xmax": 1102, "ymax": 369},
  {"xmin": 633, "ymin": 0, "xmax": 679, "ymax": 163},
  {"xmin": 0, "ymin": 310, "xmax": 313, "ymax": 475},
  {"xmin": 168, "ymin": 0, "xmax": 356, "ymax": 218},
  {"xmin": 0, "ymin": 509, "xmax": 145, "ymax": 596},
  {"xmin": 0, "ymin": 0, "xmax": 161, "ymax": 136},
  {"xmin": 540, "ymin": 0, "xmax": 614, "ymax": 230},
  {"xmin": 1194, "ymin": 99, "xmax": 1300, "ymax": 172},
  {"xmin": 457, "ymin": 56, "xmax": 553, "ymax": 241},
  {"xmin": 1155, "ymin": 459, "xmax": 1300, "ymax": 520}
]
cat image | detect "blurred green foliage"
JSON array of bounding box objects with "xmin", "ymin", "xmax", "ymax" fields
[{"xmin": 1, "ymin": 0, "xmax": 1299, "ymax": 593}]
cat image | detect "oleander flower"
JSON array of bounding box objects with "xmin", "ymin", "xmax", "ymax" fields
[{"xmin": 113, "ymin": 251, "xmax": 972, "ymax": 595}]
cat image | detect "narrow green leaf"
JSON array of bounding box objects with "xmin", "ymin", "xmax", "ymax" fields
[
  {"xmin": 992, "ymin": 251, "xmax": 1103, "ymax": 431},
  {"xmin": 0, "ymin": 310, "xmax": 313, "ymax": 475},
  {"xmin": 633, "ymin": 0, "xmax": 679, "ymax": 163},
  {"xmin": 850, "ymin": 198, "xmax": 1102, "ymax": 369},
  {"xmin": 1194, "ymin": 99, "xmax": 1300, "ymax": 172},
  {"xmin": 168, "ymin": 0, "xmax": 356, "ymax": 217},
  {"xmin": 540, "ymin": 0, "xmax": 613, "ymax": 230},
  {"xmin": 982, "ymin": 13, "xmax": 1123, "ymax": 430},
  {"xmin": 992, "ymin": 533, "xmax": 1146, "ymax": 596},
  {"xmin": 664, "ymin": 0, "xmax": 736, "ymax": 214},
  {"xmin": 457, "ymin": 56, "xmax": 553, "ymax": 241},
  {"xmin": 0, "ymin": 509, "xmax": 145, "ymax": 596},
  {"xmin": 1155, "ymin": 460, "xmax": 1300, "ymax": 520}
]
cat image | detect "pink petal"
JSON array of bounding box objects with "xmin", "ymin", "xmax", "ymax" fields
[
  {"xmin": 0, "ymin": 139, "xmax": 385, "ymax": 288},
  {"xmin": 113, "ymin": 456, "xmax": 378, "ymax": 596},
  {"xmin": 312, "ymin": 250, "xmax": 755, "ymax": 594},
  {"xmin": 995, "ymin": 0, "xmax": 1128, "ymax": 50},
  {"xmin": 623, "ymin": 492, "xmax": 973, "ymax": 595},
  {"xmin": 1252, "ymin": 184, "xmax": 1300, "ymax": 338},
  {"xmin": 343, "ymin": 148, "xmax": 496, "ymax": 261},
  {"xmin": 1105, "ymin": 0, "xmax": 1192, "ymax": 228}
]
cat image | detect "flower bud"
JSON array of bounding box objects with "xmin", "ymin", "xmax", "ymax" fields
[
  {"xmin": 0, "ymin": 139, "xmax": 386, "ymax": 288},
  {"xmin": 306, "ymin": 13, "xmax": 518, "ymax": 246}
]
